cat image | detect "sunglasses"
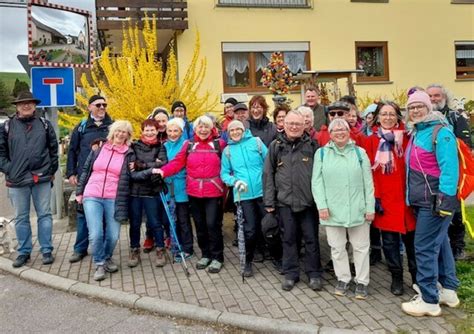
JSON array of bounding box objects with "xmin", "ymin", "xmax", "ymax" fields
[
  {"xmin": 329, "ymin": 111, "xmax": 345, "ymax": 117},
  {"xmin": 93, "ymin": 103, "xmax": 107, "ymax": 108}
]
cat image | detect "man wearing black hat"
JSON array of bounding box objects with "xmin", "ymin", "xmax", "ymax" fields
[
  {"xmin": 66, "ymin": 95, "xmax": 113, "ymax": 263},
  {"xmin": 0, "ymin": 91, "xmax": 58, "ymax": 268}
]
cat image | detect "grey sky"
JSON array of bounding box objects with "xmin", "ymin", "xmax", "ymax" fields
[
  {"xmin": 33, "ymin": 6, "xmax": 87, "ymax": 37},
  {"xmin": 0, "ymin": 0, "xmax": 95, "ymax": 73}
]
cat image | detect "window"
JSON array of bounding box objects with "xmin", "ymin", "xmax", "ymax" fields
[
  {"xmin": 455, "ymin": 42, "xmax": 474, "ymax": 79},
  {"xmin": 222, "ymin": 42, "xmax": 310, "ymax": 92},
  {"xmin": 355, "ymin": 41, "xmax": 389, "ymax": 82},
  {"xmin": 217, "ymin": 0, "xmax": 310, "ymax": 8}
]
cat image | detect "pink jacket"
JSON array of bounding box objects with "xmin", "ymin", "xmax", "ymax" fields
[
  {"xmin": 162, "ymin": 133, "xmax": 226, "ymax": 198},
  {"xmin": 83, "ymin": 143, "xmax": 128, "ymax": 199}
]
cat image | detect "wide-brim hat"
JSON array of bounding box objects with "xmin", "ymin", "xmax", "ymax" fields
[{"xmin": 12, "ymin": 91, "xmax": 41, "ymax": 105}]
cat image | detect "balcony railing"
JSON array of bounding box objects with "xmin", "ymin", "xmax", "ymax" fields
[
  {"xmin": 96, "ymin": 0, "xmax": 188, "ymax": 30},
  {"xmin": 216, "ymin": 0, "xmax": 311, "ymax": 8}
]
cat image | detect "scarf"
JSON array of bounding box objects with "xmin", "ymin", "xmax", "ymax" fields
[
  {"xmin": 141, "ymin": 134, "xmax": 158, "ymax": 146},
  {"xmin": 373, "ymin": 128, "xmax": 404, "ymax": 174}
]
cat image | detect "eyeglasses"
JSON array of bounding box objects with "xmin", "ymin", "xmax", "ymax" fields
[
  {"xmin": 329, "ymin": 111, "xmax": 345, "ymax": 117},
  {"xmin": 407, "ymin": 104, "xmax": 426, "ymax": 112},
  {"xmin": 330, "ymin": 128, "xmax": 349, "ymax": 133},
  {"xmin": 285, "ymin": 122, "xmax": 304, "ymax": 128},
  {"xmin": 93, "ymin": 103, "xmax": 107, "ymax": 108}
]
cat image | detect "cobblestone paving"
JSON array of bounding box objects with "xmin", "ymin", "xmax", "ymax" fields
[{"xmin": 2, "ymin": 214, "xmax": 467, "ymax": 333}]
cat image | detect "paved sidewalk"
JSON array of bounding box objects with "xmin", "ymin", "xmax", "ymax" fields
[{"xmin": 1, "ymin": 213, "xmax": 467, "ymax": 333}]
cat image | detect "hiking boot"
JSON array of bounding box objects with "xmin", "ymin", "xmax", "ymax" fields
[
  {"xmin": 94, "ymin": 265, "xmax": 106, "ymax": 281},
  {"xmin": 391, "ymin": 275, "xmax": 404, "ymax": 296},
  {"xmin": 334, "ymin": 281, "xmax": 350, "ymax": 297},
  {"xmin": 370, "ymin": 249, "xmax": 382, "ymax": 265},
  {"xmin": 253, "ymin": 251, "xmax": 264, "ymax": 263},
  {"xmin": 453, "ymin": 248, "xmax": 466, "ymax": 261},
  {"xmin": 69, "ymin": 252, "xmax": 87, "ymax": 263},
  {"xmin": 143, "ymin": 237, "xmax": 154, "ymax": 253},
  {"xmin": 104, "ymin": 258, "xmax": 119, "ymax": 273},
  {"xmin": 282, "ymin": 278, "xmax": 298, "ymax": 291},
  {"xmin": 439, "ymin": 288, "xmax": 460, "ymax": 308},
  {"xmin": 401, "ymin": 295, "xmax": 442, "ymax": 317},
  {"xmin": 308, "ymin": 277, "xmax": 322, "ymax": 291},
  {"xmin": 196, "ymin": 257, "xmax": 211, "ymax": 270},
  {"xmin": 155, "ymin": 248, "xmax": 166, "ymax": 267},
  {"xmin": 243, "ymin": 262, "xmax": 254, "ymax": 277},
  {"xmin": 42, "ymin": 252, "xmax": 54, "ymax": 265},
  {"xmin": 175, "ymin": 252, "xmax": 193, "ymax": 263},
  {"xmin": 128, "ymin": 248, "xmax": 141, "ymax": 268},
  {"xmin": 208, "ymin": 260, "xmax": 223, "ymax": 273},
  {"xmin": 355, "ymin": 283, "xmax": 368, "ymax": 300},
  {"xmin": 12, "ymin": 254, "xmax": 30, "ymax": 268}
]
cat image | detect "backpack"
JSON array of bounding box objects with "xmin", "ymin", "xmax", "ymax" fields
[
  {"xmin": 320, "ymin": 145, "xmax": 363, "ymax": 166},
  {"xmin": 432, "ymin": 124, "xmax": 474, "ymax": 238},
  {"xmin": 223, "ymin": 137, "xmax": 264, "ymax": 165},
  {"xmin": 4, "ymin": 116, "xmax": 49, "ymax": 134},
  {"xmin": 77, "ymin": 118, "xmax": 87, "ymax": 134},
  {"xmin": 186, "ymin": 138, "xmax": 222, "ymax": 158}
]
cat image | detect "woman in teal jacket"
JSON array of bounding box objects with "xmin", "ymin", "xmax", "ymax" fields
[
  {"xmin": 163, "ymin": 118, "xmax": 194, "ymax": 259},
  {"xmin": 221, "ymin": 120, "xmax": 267, "ymax": 277},
  {"xmin": 312, "ymin": 118, "xmax": 375, "ymax": 300}
]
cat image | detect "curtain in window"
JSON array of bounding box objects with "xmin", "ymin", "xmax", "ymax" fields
[
  {"xmin": 284, "ymin": 52, "xmax": 307, "ymax": 73},
  {"xmin": 224, "ymin": 52, "xmax": 249, "ymax": 85}
]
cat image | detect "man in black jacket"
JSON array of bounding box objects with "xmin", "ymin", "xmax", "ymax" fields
[
  {"xmin": 66, "ymin": 95, "xmax": 113, "ymax": 263},
  {"xmin": 427, "ymin": 84, "xmax": 472, "ymax": 260},
  {"xmin": 0, "ymin": 92, "xmax": 58, "ymax": 268},
  {"xmin": 263, "ymin": 110, "xmax": 322, "ymax": 291}
]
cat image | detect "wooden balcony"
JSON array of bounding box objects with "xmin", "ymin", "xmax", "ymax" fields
[{"xmin": 96, "ymin": 0, "xmax": 188, "ymax": 52}]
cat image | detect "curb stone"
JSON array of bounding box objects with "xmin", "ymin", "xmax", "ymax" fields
[{"xmin": 0, "ymin": 256, "xmax": 354, "ymax": 333}]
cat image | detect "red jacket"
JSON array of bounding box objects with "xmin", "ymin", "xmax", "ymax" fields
[
  {"xmin": 366, "ymin": 126, "xmax": 416, "ymax": 233},
  {"xmin": 161, "ymin": 131, "xmax": 226, "ymax": 198},
  {"xmin": 316, "ymin": 125, "xmax": 367, "ymax": 148}
]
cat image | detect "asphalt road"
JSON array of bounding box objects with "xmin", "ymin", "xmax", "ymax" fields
[{"xmin": 0, "ymin": 271, "xmax": 243, "ymax": 333}]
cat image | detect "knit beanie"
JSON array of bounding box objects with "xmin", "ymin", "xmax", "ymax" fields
[
  {"xmin": 150, "ymin": 106, "xmax": 169, "ymax": 120},
  {"xmin": 88, "ymin": 95, "xmax": 105, "ymax": 105},
  {"xmin": 171, "ymin": 101, "xmax": 187, "ymax": 113},
  {"xmin": 227, "ymin": 120, "xmax": 245, "ymax": 132},
  {"xmin": 406, "ymin": 91, "xmax": 432, "ymax": 111},
  {"xmin": 224, "ymin": 97, "xmax": 238, "ymax": 106}
]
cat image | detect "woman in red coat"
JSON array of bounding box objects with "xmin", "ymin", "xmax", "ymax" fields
[{"xmin": 366, "ymin": 101, "xmax": 417, "ymax": 296}]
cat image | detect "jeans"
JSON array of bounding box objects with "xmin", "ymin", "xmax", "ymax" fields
[
  {"xmin": 189, "ymin": 196, "xmax": 224, "ymax": 262},
  {"xmin": 240, "ymin": 198, "xmax": 265, "ymax": 263},
  {"xmin": 279, "ymin": 206, "xmax": 322, "ymax": 280},
  {"xmin": 83, "ymin": 197, "xmax": 121, "ymax": 265},
  {"xmin": 414, "ymin": 207, "xmax": 460, "ymax": 304},
  {"xmin": 145, "ymin": 197, "xmax": 170, "ymax": 240},
  {"xmin": 73, "ymin": 210, "xmax": 89, "ymax": 255},
  {"xmin": 448, "ymin": 211, "xmax": 465, "ymax": 253},
  {"xmin": 129, "ymin": 196, "xmax": 164, "ymax": 249},
  {"xmin": 9, "ymin": 182, "xmax": 54, "ymax": 255},
  {"xmin": 175, "ymin": 202, "xmax": 194, "ymax": 254},
  {"xmin": 381, "ymin": 230, "xmax": 417, "ymax": 283}
]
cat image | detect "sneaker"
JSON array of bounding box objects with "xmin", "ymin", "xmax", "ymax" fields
[
  {"xmin": 196, "ymin": 257, "xmax": 211, "ymax": 270},
  {"xmin": 243, "ymin": 262, "xmax": 254, "ymax": 277},
  {"xmin": 334, "ymin": 280, "xmax": 350, "ymax": 297},
  {"xmin": 12, "ymin": 254, "xmax": 30, "ymax": 268},
  {"xmin": 401, "ymin": 295, "xmax": 442, "ymax": 317},
  {"xmin": 42, "ymin": 252, "xmax": 54, "ymax": 265},
  {"xmin": 69, "ymin": 252, "xmax": 87, "ymax": 263},
  {"xmin": 208, "ymin": 260, "xmax": 223, "ymax": 273},
  {"xmin": 355, "ymin": 283, "xmax": 368, "ymax": 300},
  {"xmin": 282, "ymin": 278, "xmax": 296, "ymax": 291},
  {"xmin": 155, "ymin": 248, "xmax": 167, "ymax": 267},
  {"xmin": 453, "ymin": 248, "xmax": 466, "ymax": 261},
  {"xmin": 104, "ymin": 258, "xmax": 119, "ymax": 273},
  {"xmin": 143, "ymin": 237, "xmax": 154, "ymax": 253},
  {"xmin": 175, "ymin": 252, "xmax": 194, "ymax": 263},
  {"xmin": 128, "ymin": 248, "xmax": 141, "ymax": 268},
  {"xmin": 94, "ymin": 265, "xmax": 106, "ymax": 281},
  {"xmin": 439, "ymin": 288, "xmax": 460, "ymax": 308}
]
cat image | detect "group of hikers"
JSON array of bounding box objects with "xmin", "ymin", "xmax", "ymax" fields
[{"xmin": 0, "ymin": 82, "xmax": 471, "ymax": 318}]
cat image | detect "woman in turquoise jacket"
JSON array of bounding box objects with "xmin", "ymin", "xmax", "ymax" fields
[
  {"xmin": 221, "ymin": 120, "xmax": 267, "ymax": 277},
  {"xmin": 312, "ymin": 118, "xmax": 375, "ymax": 300},
  {"xmin": 163, "ymin": 118, "xmax": 194, "ymax": 259}
]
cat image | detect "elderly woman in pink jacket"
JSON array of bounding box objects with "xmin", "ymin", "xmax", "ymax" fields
[{"xmin": 156, "ymin": 115, "xmax": 226, "ymax": 273}]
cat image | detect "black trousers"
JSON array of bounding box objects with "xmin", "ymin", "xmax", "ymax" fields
[
  {"xmin": 370, "ymin": 225, "xmax": 382, "ymax": 252},
  {"xmin": 381, "ymin": 230, "xmax": 417, "ymax": 283},
  {"xmin": 278, "ymin": 206, "xmax": 322, "ymax": 280},
  {"xmin": 175, "ymin": 202, "xmax": 194, "ymax": 254},
  {"xmin": 189, "ymin": 196, "xmax": 224, "ymax": 262},
  {"xmin": 240, "ymin": 198, "xmax": 265, "ymax": 262},
  {"xmin": 448, "ymin": 211, "xmax": 465, "ymax": 252}
]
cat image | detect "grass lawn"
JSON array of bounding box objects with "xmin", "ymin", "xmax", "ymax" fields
[{"xmin": 0, "ymin": 72, "xmax": 29, "ymax": 92}]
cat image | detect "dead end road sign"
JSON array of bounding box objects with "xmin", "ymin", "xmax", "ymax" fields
[{"xmin": 31, "ymin": 67, "xmax": 76, "ymax": 108}]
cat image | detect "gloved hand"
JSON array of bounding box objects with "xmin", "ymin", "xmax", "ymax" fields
[{"xmin": 234, "ymin": 180, "xmax": 248, "ymax": 193}]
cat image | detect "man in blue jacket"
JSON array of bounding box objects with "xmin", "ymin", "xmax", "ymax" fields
[
  {"xmin": 0, "ymin": 91, "xmax": 58, "ymax": 268},
  {"xmin": 66, "ymin": 95, "xmax": 113, "ymax": 263}
]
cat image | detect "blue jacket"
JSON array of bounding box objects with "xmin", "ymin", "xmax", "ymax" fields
[
  {"xmin": 221, "ymin": 130, "xmax": 267, "ymax": 202},
  {"xmin": 164, "ymin": 135, "xmax": 188, "ymax": 202},
  {"xmin": 405, "ymin": 119, "xmax": 459, "ymax": 211}
]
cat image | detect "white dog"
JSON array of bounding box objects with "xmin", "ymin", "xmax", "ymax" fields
[{"xmin": 0, "ymin": 217, "xmax": 16, "ymax": 255}]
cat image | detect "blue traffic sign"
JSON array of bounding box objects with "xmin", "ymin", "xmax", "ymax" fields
[{"xmin": 31, "ymin": 67, "xmax": 76, "ymax": 107}]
